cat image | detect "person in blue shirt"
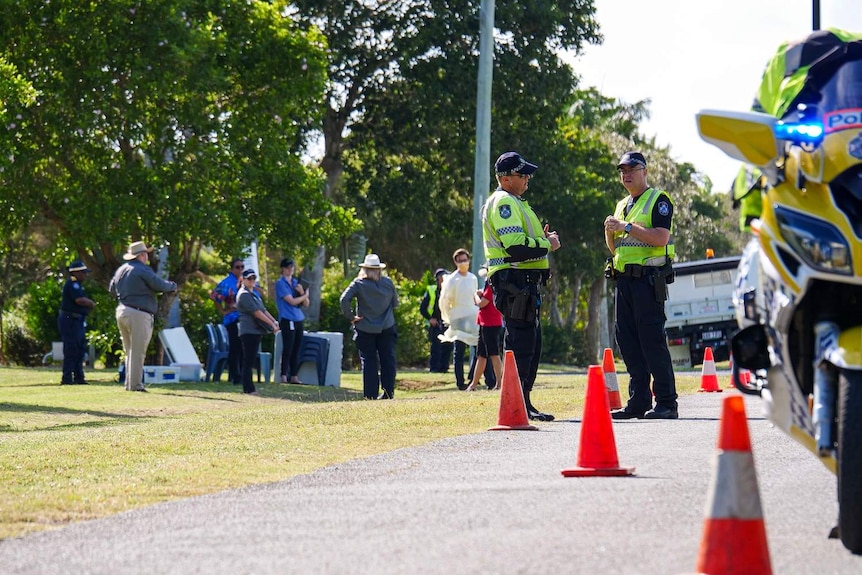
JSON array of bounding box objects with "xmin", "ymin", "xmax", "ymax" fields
[
  {"xmin": 210, "ymin": 258, "xmax": 245, "ymax": 384},
  {"xmin": 275, "ymin": 257, "xmax": 309, "ymax": 384},
  {"xmin": 58, "ymin": 260, "xmax": 96, "ymax": 385}
]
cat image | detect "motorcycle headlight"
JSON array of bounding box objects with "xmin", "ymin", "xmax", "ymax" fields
[{"xmin": 774, "ymin": 206, "xmax": 852, "ymax": 275}]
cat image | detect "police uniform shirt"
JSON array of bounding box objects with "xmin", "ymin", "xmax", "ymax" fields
[
  {"xmin": 625, "ymin": 191, "xmax": 673, "ymax": 231},
  {"xmin": 62, "ymin": 276, "xmax": 90, "ymax": 316}
]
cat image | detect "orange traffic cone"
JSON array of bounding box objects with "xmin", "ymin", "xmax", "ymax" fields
[
  {"xmin": 561, "ymin": 365, "xmax": 634, "ymax": 477},
  {"xmin": 488, "ymin": 350, "xmax": 538, "ymax": 431},
  {"xmin": 602, "ymin": 348, "xmax": 623, "ymax": 410},
  {"xmin": 699, "ymin": 346, "xmax": 722, "ymax": 392},
  {"xmin": 694, "ymin": 395, "xmax": 772, "ymax": 574}
]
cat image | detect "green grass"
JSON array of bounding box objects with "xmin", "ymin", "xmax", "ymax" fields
[{"xmin": 0, "ymin": 364, "xmax": 703, "ymax": 540}]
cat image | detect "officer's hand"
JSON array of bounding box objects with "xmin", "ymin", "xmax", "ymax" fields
[
  {"xmin": 544, "ymin": 224, "xmax": 561, "ymax": 251},
  {"xmin": 604, "ymin": 216, "xmax": 621, "ymax": 232}
]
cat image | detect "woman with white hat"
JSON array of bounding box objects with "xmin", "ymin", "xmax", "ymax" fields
[{"xmin": 339, "ymin": 254, "xmax": 399, "ymax": 399}]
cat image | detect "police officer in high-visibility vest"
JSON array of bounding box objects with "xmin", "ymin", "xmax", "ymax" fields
[
  {"xmin": 604, "ymin": 152, "xmax": 678, "ymax": 420},
  {"xmin": 732, "ymin": 164, "xmax": 764, "ymax": 233},
  {"xmin": 482, "ymin": 151, "xmax": 561, "ymax": 421},
  {"xmin": 419, "ymin": 268, "xmax": 452, "ymax": 373}
]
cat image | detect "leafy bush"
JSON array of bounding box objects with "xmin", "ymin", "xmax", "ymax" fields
[
  {"xmin": 540, "ymin": 320, "xmax": 588, "ymax": 367},
  {"xmin": 2, "ymin": 324, "xmax": 45, "ymax": 367}
]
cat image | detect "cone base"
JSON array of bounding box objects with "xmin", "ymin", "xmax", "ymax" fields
[
  {"xmin": 607, "ymin": 390, "xmax": 622, "ymax": 410},
  {"xmin": 698, "ymin": 388, "xmax": 723, "ymax": 393},
  {"xmin": 561, "ymin": 465, "xmax": 635, "ymax": 477},
  {"xmin": 488, "ymin": 424, "xmax": 539, "ymax": 431}
]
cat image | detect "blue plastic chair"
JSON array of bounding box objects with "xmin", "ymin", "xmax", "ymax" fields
[{"xmin": 204, "ymin": 323, "xmax": 229, "ymax": 382}]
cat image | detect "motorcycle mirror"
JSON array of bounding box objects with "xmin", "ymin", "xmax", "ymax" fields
[
  {"xmin": 731, "ymin": 324, "xmax": 771, "ymax": 371},
  {"xmin": 696, "ymin": 109, "xmax": 781, "ymax": 168}
]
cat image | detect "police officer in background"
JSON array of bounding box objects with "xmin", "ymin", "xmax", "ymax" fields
[
  {"xmin": 59, "ymin": 260, "xmax": 95, "ymax": 385},
  {"xmin": 482, "ymin": 151, "xmax": 561, "ymax": 421},
  {"xmin": 604, "ymin": 152, "xmax": 678, "ymax": 420},
  {"xmin": 419, "ymin": 268, "xmax": 452, "ymax": 373}
]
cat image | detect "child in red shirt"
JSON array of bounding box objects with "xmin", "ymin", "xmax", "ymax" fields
[{"xmin": 465, "ymin": 280, "xmax": 503, "ymax": 391}]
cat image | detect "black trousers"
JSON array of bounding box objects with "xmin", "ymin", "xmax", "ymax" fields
[
  {"xmin": 503, "ymin": 316, "xmax": 542, "ymax": 393},
  {"xmin": 279, "ymin": 319, "xmax": 304, "ymax": 379},
  {"xmin": 58, "ymin": 314, "xmax": 86, "ymax": 383},
  {"xmin": 240, "ymin": 333, "xmax": 261, "ymax": 394},
  {"xmin": 226, "ymin": 321, "xmax": 243, "ymax": 384},
  {"xmin": 428, "ymin": 323, "xmax": 452, "ymax": 372},
  {"xmin": 355, "ymin": 326, "xmax": 397, "ymax": 399},
  {"xmin": 614, "ymin": 275, "xmax": 677, "ymax": 411}
]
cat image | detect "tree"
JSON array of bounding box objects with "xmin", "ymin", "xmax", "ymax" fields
[
  {"xmin": 0, "ymin": 1, "xmax": 354, "ymax": 326},
  {"xmin": 289, "ymin": 0, "xmax": 601, "ymax": 309}
]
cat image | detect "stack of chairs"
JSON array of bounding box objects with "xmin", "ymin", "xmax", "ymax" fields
[{"xmin": 299, "ymin": 334, "xmax": 330, "ymax": 386}]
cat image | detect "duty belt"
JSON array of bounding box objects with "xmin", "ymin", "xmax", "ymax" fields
[
  {"xmin": 59, "ymin": 310, "xmax": 85, "ymax": 320},
  {"xmin": 507, "ymin": 269, "xmax": 548, "ymax": 285},
  {"xmin": 618, "ymin": 264, "xmax": 660, "ymax": 278}
]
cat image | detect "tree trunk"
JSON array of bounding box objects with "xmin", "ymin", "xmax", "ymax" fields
[
  {"xmin": 305, "ymin": 105, "xmax": 348, "ymax": 326},
  {"xmin": 546, "ymin": 263, "xmax": 563, "ymax": 327},
  {"xmin": 585, "ymin": 276, "xmax": 605, "ymax": 365}
]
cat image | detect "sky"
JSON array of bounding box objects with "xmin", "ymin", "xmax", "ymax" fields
[{"xmin": 566, "ymin": 0, "xmax": 862, "ymax": 190}]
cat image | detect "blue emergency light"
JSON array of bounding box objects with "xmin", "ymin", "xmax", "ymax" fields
[{"xmin": 774, "ymin": 120, "xmax": 824, "ymax": 146}]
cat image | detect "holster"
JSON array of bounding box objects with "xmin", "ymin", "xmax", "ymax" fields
[
  {"xmin": 491, "ymin": 270, "xmax": 538, "ymax": 322},
  {"xmin": 650, "ymin": 274, "xmax": 668, "ymax": 302}
]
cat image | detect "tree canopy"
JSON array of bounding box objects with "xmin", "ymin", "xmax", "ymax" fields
[{"xmin": 0, "ymin": 0, "xmax": 355, "ymax": 298}]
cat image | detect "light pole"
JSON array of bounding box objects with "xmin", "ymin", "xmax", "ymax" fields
[{"xmin": 471, "ymin": 0, "xmax": 495, "ymax": 275}]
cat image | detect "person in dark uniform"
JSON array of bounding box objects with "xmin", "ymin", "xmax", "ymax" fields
[
  {"xmin": 604, "ymin": 151, "xmax": 679, "ymax": 420},
  {"xmin": 419, "ymin": 268, "xmax": 452, "ymax": 373},
  {"xmin": 481, "ymin": 151, "xmax": 561, "ymax": 421},
  {"xmin": 58, "ymin": 260, "xmax": 96, "ymax": 385}
]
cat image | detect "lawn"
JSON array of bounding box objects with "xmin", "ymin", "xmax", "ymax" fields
[{"xmin": 0, "ymin": 363, "xmax": 704, "ymax": 540}]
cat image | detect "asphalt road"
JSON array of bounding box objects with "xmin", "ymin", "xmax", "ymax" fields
[{"xmin": 2, "ymin": 392, "xmax": 862, "ymax": 574}]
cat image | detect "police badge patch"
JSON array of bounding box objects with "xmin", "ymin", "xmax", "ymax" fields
[
  {"xmin": 499, "ymin": 204, "xmax": 512, "ymax": 219},
  {"xmin": 657, "ymin": 201, "xmax": 670, "ymax": 217}
]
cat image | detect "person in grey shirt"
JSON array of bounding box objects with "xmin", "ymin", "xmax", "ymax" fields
[
  {"xmin": 236, "ymin": 268, "xmax": 280, "ymax": 395},
  {"xmin": 109, "ymin": 241, "xmax": 178, "ymax": 392},
  {"xmin": 340, "ymin": 254, "xmax": 399, "ymax": 400}
]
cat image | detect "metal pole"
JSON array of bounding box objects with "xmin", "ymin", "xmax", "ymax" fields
[
  {"xmin": 471, "ymin": 0, "xmax": 495, "ymax": 275},
  {"xmin": 812, "ymin": 0, "xmax": 820, "ymax": 30}
]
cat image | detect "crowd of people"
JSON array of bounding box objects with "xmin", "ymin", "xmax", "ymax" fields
[{"xmin": 55, "ymin": 148, "xmax": 678, "ymax": 422}]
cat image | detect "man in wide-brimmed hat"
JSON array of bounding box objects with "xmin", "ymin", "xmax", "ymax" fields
[
  {"xmin": 340, "ymin": 254, "xmax": 400, "ymax": 400},
  {"xmin": 109, "ymin": 241, "xmax": 178, "ymax": 392}
]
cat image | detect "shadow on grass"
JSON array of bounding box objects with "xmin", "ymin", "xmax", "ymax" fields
[
  {"xmin": 156, "ymin": 382, "xmax": 367, "ymax": 403},
  {"xmin": 0, "ymin": 401, "xmax": 151, "ymax": 432}
]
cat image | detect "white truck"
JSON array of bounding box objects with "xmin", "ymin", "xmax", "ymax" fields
[{"xmin": 664, "ymin": 255, "xmax": 740, "ymax": 368}]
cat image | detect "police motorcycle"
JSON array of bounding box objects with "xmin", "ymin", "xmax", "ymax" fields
[{"xmin": 696, "ymin": 29, "xmax": 862, "ymax": 554}]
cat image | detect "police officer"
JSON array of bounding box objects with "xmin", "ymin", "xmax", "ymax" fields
[
  {"xmin": 59, "ymin": 260, "xmax": 95, "ymax": 385},
  {"xmin": 604, "ymin": 152, "xmax": 678, "ymax": 419},
  {"xmin": 419, "ymin": 268, "xmax": 452, "ymax": 373},
  {"xmin": 482, "ymin": 151, "xmax": 561, "ymax": 421},
  {"xmin": 732, "ymin": 164, "xmax": 764, "ymax": 233}
]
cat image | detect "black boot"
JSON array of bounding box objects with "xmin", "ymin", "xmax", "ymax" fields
[{"xmin": 524, "ymin": 389, "xmax": 554, "ymax": 422}]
